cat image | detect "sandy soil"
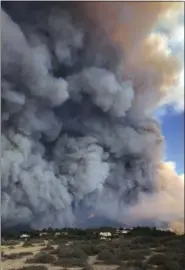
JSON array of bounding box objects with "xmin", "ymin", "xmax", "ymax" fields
[
  {"xmin": 1, "ymin": 242, "xmax": 118, "ymax": 270},
  {"xmin": 1, "ymin": 242, "xmax": 62, "ymax": 270}
]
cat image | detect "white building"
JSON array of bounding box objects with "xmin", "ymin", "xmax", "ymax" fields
[
  {"xmin": 61, "ymin": 232, "xmax": 68, "ymax": 236},
  {"xmin": 20, "ymin": 234, "xmax": 30, "ymax": 240},
  {"xmin": 99, "ymin": 232, "xmax": 112, "ymax": 237},
  {"xmin": 120, "ymin": 230, "xmax": 129, "ymax": 234},
  {"xmin": 39, "ymin": 232, "xmax": 48, "ymax": 237},
  {"xmin": 116, "ymin": 229, "xmax": 129, "ymax": 235},
  {"xmin": 158, "ymin": 228, "xmax": 174, "ymax": 232},
  {"xmin": 54, "ymin": 232, "xmax": 61, "ymax": 237},
  {"xmin": 65, "ymin": 241, "xmax": 73, "ymax": 246},
  {"xmin": 99, "ymin": 232, "xmax": 112, "ymax": 240}
]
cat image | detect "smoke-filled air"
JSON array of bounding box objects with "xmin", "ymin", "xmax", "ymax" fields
[{"xmin": 1, "ymin": 2, "xmax": 184, "ymax": 232}]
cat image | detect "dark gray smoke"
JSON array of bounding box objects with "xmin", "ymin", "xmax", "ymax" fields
[{"xmin": 1, "ymin": 2, "xmax": 184, "ymax": 231}]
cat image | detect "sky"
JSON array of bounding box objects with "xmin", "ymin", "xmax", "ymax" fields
[
  {"xmin": 155, "ymin": 7, "xmax": 184, "ymax": 177},
  {"xmin": 155, "ymin": 106, "xmax": 184, "ymax": 175}
]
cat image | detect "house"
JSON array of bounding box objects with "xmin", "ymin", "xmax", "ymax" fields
[
  {"xmin": 20, "ymin": 234, "xmax": 30, "ymax": 241},
  {"xmin": 39, "ymin": 232, "xmax": 48, "ymax": 237},
  {"xmin": 65, "ymin": 241, "xmax": 73, "ymax": 246},
  {"xmin": 99, "ymin": 232, "xmax": 112, "ymax": 240},
  {"xmin": 54, "ymin": 232, "xmax": 61, "ymax": 237},
  {"xmin": 120, "ymin": 229, "xmax": 129, "ymax": 234},
  {"xmin": 115, "ymin": 229, "xmax": 129, "ymax": 236},
  {"xmin": 158, "ymin": 228, "xmax": 174, "ymax": 232},
  {"xmin": 99, "ymin": 232, "xmax": 112, "ymax": 237},
  {"xmin": 61, "ymin": 232, "xmax": 68, "ymax": 236}
]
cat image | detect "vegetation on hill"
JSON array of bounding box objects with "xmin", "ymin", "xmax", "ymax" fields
[
  {"xmin": 2, "ymin": 226, "xmax": 177, "ymax": 241},
  {"xmin": 2, "ymin": 226, "xmax": 184, "ymax": 270}
]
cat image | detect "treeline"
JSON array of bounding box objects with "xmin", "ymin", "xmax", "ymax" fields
[
  {"xmin": 126, "ymin": 227, "xmax": 176, "ymax": 237},
  {"xmin": 2, "ymin": 227, "xmax": 116, "ymax": 240},
  {"xmin": 2, "ymin": 226, "xmax": 178, "ymax": 240}
]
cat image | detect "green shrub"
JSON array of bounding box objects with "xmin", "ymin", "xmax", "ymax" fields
[
  {"xmin": 28, "ymin": 239, "xmax": 44, "ymax": 244},
  {"xmin": 120, "ymin": 250, "xmax": 146, "ymax": 261},
  {"xmin": 167, "ymin": 239, "xmax": 181, "ymax": 246},
  {"xmin": 155, "ymin": 246, "xmax": 167, "ymax": 253},
  {"xmin": 14, "ymin": 266, "xmax": 48, "ymax": 270},
  {"xmin": 97, "ymin": 249, "xmax": 114, "ymax": 261},
  {"xmin": 53, "ymin": 257, "xmax": 86, "ymax": 267},
  {"xmin": 1, "ymin": 240, "xmax": 19, "ymax": 246},
  {"xmin": 155, "ymin": 266, "xmax": 168, "ymax": 270},
  {"xmin": 9, "ymin": 246, "xmax": 16, "ymax": 250},
  {"xmin": 41, "ymin": 244, "xmax": 54, "ymax": 252},
  {"xmin": 147, "ymin": 254, "xmax": 169, "ymax": 265},
  {"xmin": 130, "ymin": 236, "xmax": 158, "ymax": 245},
  {"xmin": 2, "ymin": 252, "xmax": 33, "ymax": 260},
  {"xmin": 56, "ymin": 245, "xmax": 88, "ymax": 260},
  {"xmin": 22, "ymin": 242, "xmax": 34, "ymax": 247},
  {"xmin": 146, "ymin": 253, "xmax": 181, "ymax": 270},
  {"xmin": 94, "ymin": 261, "xmax": 104, "ymax": 265},
  {"xmin": 80, "ymin": 243, "xmax": 101, "ymax": 255},
  {"xmin": 50, "ymin": 239, "xmax": 69, "ymax": 246},
  {"xmin": 116, "ymin": 262, "xmax": 130, "ymax": 270},
  {"xmin": 132, "ymin": 249, "xmax": 151, "ymax": 256},
  {"xmin": 82, "ymin": 264, "xmax": 94, "ymax": 270},
  {"xmin": 125, "ymin": 260, "xmax": 147, "ymax": 270},
  {"xmin": 26, "ymin": 252, "xmax": 56, "ymax": 264}
]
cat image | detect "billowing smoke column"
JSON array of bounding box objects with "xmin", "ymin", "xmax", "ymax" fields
[{"xmin": 1, "ymin": 2, "xmax": 184, "ymax": 231}]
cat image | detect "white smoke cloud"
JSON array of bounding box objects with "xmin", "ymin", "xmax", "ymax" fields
[
  {"xmin": 68, "ymin": 67, "xmax": 134, "ymax": 117},
  {"xmin": 129, "ymin": 161, "xmax": 184, "ymax": 222},
  {"xmin": 1, "ymin": 2, "xmax": 184, "ymax": 232},
  {"xmin": 1, "ymin": 9, "xmax": 69, "ymax": 107}
]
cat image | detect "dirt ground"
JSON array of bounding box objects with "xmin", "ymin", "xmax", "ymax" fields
[
  {"xmin": 1, "ymin": 241, "xmax": 118, "ymax": 270},
  {"xmin": 2, "ymin": 234, "xmax": 183, "ymax": 270}
]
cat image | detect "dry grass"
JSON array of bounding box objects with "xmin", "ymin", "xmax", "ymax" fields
[
  {"xmin": 10, "ymin": 266, "xmax": 48, "ymax": 270},
  {"xmin": 1, "ymin": 234, "xmax": 184, "ymax": 270},
  {"xmin": 25, "ymin": 252, "xmax": 56, "ymax": 264}
]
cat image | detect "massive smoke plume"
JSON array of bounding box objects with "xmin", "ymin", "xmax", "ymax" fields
[{"xmin": 1, "ymin": 2, "xmax": 184, "ymax": 231}]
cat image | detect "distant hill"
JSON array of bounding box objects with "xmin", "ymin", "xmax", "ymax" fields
[
  {"xmin": 1, "ymin": 216, "xmax": 170, "ymax": 234},
  {"xmin": 77, "ymin": 215, "xmax": 130, "ymax": 229},
  {"xmin": 2, "ymin": 224, "xmax": 32, "ymax": 235}
]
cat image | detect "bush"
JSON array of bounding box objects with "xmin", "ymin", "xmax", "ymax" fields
[
  {"xmin": 116, "ymin": 263, "xmax": 130, "ymax": 270},
  {"xmin": 120, "ymin": 250, "xmax": 146, "ymax": 261},
  {"xmin": 2, "ymin": 252, "xmax": 33, "ymax": 260},
  {"xmin": 155, "ymin": 246, "xmax": 167, "ymax": 253},
  {"xmin": 82, "ymin": 264, "xmax": 94, "ymax": 270},
  {"xmin": 126, "ymin": 260, "xmax": 147, "ymax": 269},
  {"xmin": 13, "ymin": 266, "xmax": 48, "ymax": 270},
  {"xmin": 116, "ymin": 266, "xmax": 127, "ymax": 270},
  {"xmin": 28, "ymin": 238, "xmax": 45, "ymax": 245},
  {"xmin": 22, "ymin": 242, "xmax": 34, "ymax": 247},
  {"xmin": 80, "ymin": 243, "xmax": 101, "ymax": 255},
  {"xmin": 97, "ymin": 249, "xmax": 114, "ymax": 261},
  {"xmin": 132, "ymin": 249, "xmax": 151, "ymax": 256},
  {"xmin": 146, "ymin": 253, "xmax": 181, "ymax": 270},
  {"xmin": 97, "ymin": 247, "xmax": 146, "ymax": 264},
  {"xmin": 50, "ymin": 239, "xmax": 69, "ymax": 246},
  {"xmin": 9, "ymin": 246, "xmax": 16, "ymax": 250},
  {"xmin": 1, "ymin": 240, "xmax": 19, "ymax": 246},
  {"xmin": 56, "ymin": 245, "xmax": 88, "ymax": 261},
  {"xmin": 130, "ymin": 235, "xmax": 158, "ymax": 245},
  {"xmin": 117, "ymin": 261, "xmax": 147, "ymax": 270},
  {"xmin": 167, "ymin": 239, "xmax": 181, "ymax": 246},
  {"xmin": 41, "ymin": 244, "xmax": 54, "ymax": 252},
  {"xmin": 26, "ymin": 252, "xmax": 56, "ymax": 264},
  {"xmin": 155, "ymin": 266, "xmax": 168, "ymax": 270},
  {"xmin": 178, "ymin": 253, "xmax": 185, "ymax": 268},
  {"xmin": 147, "ymin": 254, "xmax": 169, "ymax": 265},
  {"xmin": 53, "ymin": 258, "xmax": 86, "ymax": 267}
]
